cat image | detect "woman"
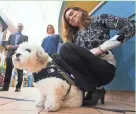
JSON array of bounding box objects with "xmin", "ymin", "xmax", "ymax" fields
[
  {"xmin": 41, "ymin": 24, "xmax": 62, "ymax": 56},
  {"xmin": 61, "ymin": 7, "xmax": 135, "ymax": 106}
]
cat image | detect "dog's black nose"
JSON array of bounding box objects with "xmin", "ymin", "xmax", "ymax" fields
[{"xmin": 16, "ymin": 53, "xmax": 21, "ymax": 57}]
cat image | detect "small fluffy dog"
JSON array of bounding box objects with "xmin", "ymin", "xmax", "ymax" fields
[{"xmin": 12, "ymin": 42, "xmax": 83, "ymax": 111}]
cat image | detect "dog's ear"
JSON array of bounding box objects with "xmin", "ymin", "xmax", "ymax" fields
[{"xmin": 36, "ymin": 50, "xmax": 46, "ymax": 65}]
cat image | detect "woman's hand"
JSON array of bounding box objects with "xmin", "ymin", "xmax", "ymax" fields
[
  {"xmin": 6, "ymin": 45, "xmax": 19, "ymax": 50},
  {"xmin": 6, "ymin": 45, "xmax": 13, "ymax": 49},
  {"xmin": 90, "ymin": 47, "xmax": 104, "ymax": 56},
  {"xmin": 13, "ymin": 45, "xmax": 19, "ymax": 49}
]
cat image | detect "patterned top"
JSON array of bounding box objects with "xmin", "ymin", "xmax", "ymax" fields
[{"xmin": 75, "ymin": 14, "xmax": 135, "ymax": 50}]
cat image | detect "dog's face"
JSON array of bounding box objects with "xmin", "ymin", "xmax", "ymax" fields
[{"xmin": 12, "ymin": 42, "xmax": 52, "ymax": 72}]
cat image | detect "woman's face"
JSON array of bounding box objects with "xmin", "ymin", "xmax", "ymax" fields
[
  {"xmin": 65, "ymin": 9, "xmax": 83, "ymax": 27},
  {"xmin": 47, "ymin": 25, "xmax": 54, "ymax": 35}
]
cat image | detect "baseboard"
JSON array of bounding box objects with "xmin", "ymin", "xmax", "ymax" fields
[{"xmin": 105, "ymin": 91, "xmax": 135, "ymax": 103}]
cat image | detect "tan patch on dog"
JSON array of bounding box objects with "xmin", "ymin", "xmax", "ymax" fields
[
  {"xmin": 55, "ymin": 84, "xmax": 67, "ymax": 100},
  {"xmin": 36, "ymin": 51, "xmax": 46, "ymax": 65}
]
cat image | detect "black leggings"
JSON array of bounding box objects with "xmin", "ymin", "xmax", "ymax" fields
[{"xmin": 59, "ymin": 43, "xmax": 116, "ymax": 91}]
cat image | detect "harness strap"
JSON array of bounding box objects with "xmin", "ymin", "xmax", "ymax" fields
[
  {"xmin": 63, "ymin": 84, "xmax": 72, "ymax": 98},
  {"xmin": 60, "ymin": 71, "xmax": 75, "ymax": 85},
  {"xmin": 47, "ymin": 61, "xmax": 75, "ymax": 85}
]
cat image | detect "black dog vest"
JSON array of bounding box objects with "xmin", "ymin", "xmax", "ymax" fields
[{"xmin": 33, "ymin": 61, "xmax": 75, "ymax": 85}]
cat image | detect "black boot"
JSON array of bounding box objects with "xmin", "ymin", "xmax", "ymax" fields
[
  {"xmin": 83, "ymin": 87, "xmax": 106, "ymax": 106},
  {"xmin": 15, "ymin": 88, "xmax": 21, "ymax": 92},
  {"xmin": 0, "ymin": 84, "xmax": 9, "ymax": 91},
  {"xmin": 83, "ymin": 91, "xmax": 94, "ymax": 101}
]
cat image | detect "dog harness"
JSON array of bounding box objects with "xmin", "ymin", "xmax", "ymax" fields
[
  {"xmin": 33, "ymin": 61, "xmax": 75, "ymax": 97},
  {"xmin": 33, "ymin": 61, "xmax": 75, "ymax": 84}
]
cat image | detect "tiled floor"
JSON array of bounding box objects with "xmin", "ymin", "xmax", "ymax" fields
[{"xmin": 0, "ymin": 87, "xmax": 135, "ymax": 114}]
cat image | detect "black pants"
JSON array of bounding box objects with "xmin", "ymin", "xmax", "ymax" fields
[
  {"xmin": 59, "ymin": 43, "xmax": 116, "ymax": 91},
  {"xmin": 3, "ymin": 58, "xmax": 23, "ymax": 89}
]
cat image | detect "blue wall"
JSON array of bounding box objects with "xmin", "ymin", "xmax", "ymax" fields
[{"xmin": 92, "ymin": 1, "xmax": 135, "ymax": 91}]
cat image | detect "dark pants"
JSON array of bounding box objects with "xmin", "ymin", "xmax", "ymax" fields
[
  {"xmin": 3, "ymin": 58, "xmax": 23, "ymax": 89},
  {"xmin": 59, "ymin": 43, "xmax": 116, "ymax": 91}
]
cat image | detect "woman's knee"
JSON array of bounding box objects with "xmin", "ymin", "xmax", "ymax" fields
[{"xmin": 59, "ymin": 43, "xmax": 72, "ymax": 55}]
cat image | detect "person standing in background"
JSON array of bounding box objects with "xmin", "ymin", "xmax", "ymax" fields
[
  {"xmin": 41, "ymin": 24, "xmax": 62, "ymax": 56},
  {"xmin": 27, "ymin": 72, "xmax": 34, "ymax": 87},
  {"xmin": 0, "ymin": 23, "xmax": 28, "ymax": 92}
]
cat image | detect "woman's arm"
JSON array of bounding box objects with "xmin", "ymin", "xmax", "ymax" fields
[
  {"xmin": 5, "ymin": 34, "xmax": 16, "ymax": 50},
  {"xmin": 90, "ymin": 14, "xmax": 135, "ymax": 55},
  {"xmin": 98, "ymin": 14, "xmax": 135, "ymax": 42},
  {"xmin": 41, "ymin": 38, "xmax": 46, "ymax": 48}
]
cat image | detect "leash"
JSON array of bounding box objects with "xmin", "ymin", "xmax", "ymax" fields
[
  {"xmin": 91, "ymin": 106, "xmax": 135, "ymax": 113},
  {"xmin": 48, "ymin": 61, "xmax": 75, "ymax": 85},
  {"xmin": 0, "ymin": 96, "xmax": 35, "ymax": 102}
]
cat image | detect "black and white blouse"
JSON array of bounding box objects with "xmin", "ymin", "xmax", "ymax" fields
[{"xmin": 75, "ymin": 14, "xmax": 135, "ymax": 66}]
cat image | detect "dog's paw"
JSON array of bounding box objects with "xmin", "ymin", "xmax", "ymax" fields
[
  {"xmin": 35, "ymin": 101, "xmax": 44, "ymax": 107},
  {"xmin": 35, "ymin": 103, "xmax": 44, "ymax": 107},
  {"xmin": 44, "ymin": 99, "xmax": 61, "ymax": 111}
]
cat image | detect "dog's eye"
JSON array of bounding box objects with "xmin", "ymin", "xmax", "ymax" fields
[{"xmin": 25, "ymin": 49, "xmax": 31, "ymax": 53}]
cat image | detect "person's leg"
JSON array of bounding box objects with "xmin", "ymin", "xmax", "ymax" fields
[
  {"xmin": 16, "ymin": 69, "xmax": 23, "ymax": 90},
  {"xmin": 2, "ymin": 58, "xmax": 13, "ymax": 90},
  {"xmin": 59, "ymin": 43, "xmax": 116, "ymax": 106},
  {"xmin": 52, "ymin": 53, "xmax": 99, "ymax": 91},
  {"xmin": 60, "ymin": 43, "xmax": 116, "ymax": 85},
  {"xmin": 28, "ymin": 74, "xmax": 33, "ymax": 87}
]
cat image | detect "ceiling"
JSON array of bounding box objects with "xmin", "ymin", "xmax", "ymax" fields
[{"xmin": 0, "ymin": 1, "xmax": 62, "ymax": 44}]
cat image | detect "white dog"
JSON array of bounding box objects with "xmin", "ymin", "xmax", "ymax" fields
[{"xmin": 12, "ymin": 42, "xmax": 83, "ymax": 111}]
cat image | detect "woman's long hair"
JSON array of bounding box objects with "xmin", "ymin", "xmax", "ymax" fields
[{"xmin": 63, "ymin": 7, "xmax": 91, "ymax": 42}]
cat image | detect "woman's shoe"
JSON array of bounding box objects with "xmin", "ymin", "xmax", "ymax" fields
[
  {"xmin": 83, "ymin": 91, "xmax": 93, "ymax": 101},
  {"xmin": 83, "ymin": 87, "xmax": 106, "ymax": 106}
]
